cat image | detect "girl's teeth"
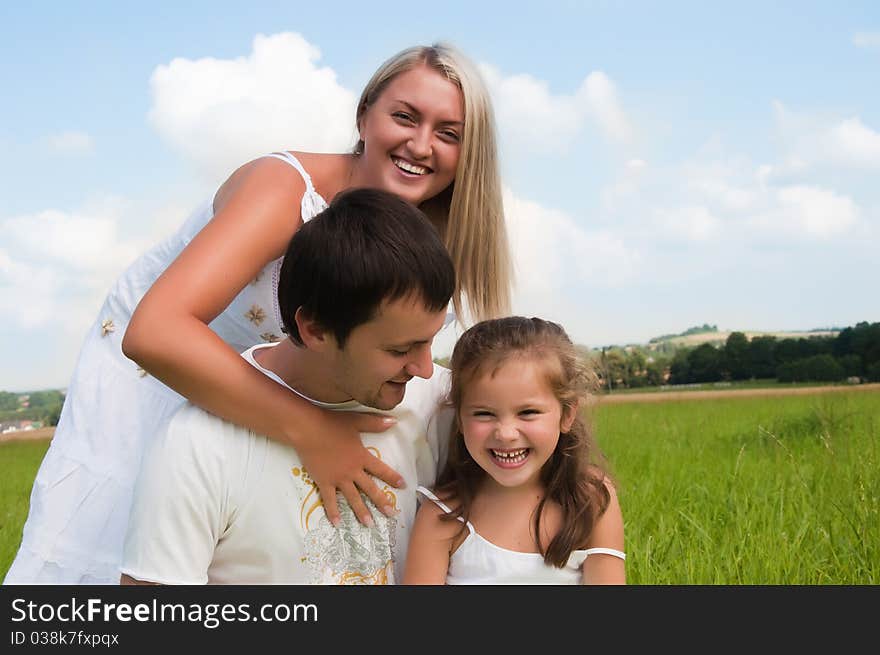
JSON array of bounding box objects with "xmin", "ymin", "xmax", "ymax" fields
[{"xmin": 491, "ymin": 448, "xmax": 528, "ymax": 463}]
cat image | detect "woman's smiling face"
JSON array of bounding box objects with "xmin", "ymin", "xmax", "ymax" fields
[{"xmin": 356, "ymin": 64, "xmax": 463, "ymax": 207}]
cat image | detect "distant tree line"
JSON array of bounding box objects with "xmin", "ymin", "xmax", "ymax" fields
[
  {"xmin": 589, "ymin": 346, "xmax": 669, "ymax": 390},
  {"xmin": 590, "ymin": 321, "xmax": 880, "ymax": 389},
  {"xmin": 0, "ymin": 390, "xmax": 65, "ymax": 425},
  {"xmin": 669, "ymin": 321, "xmax": 880, "ymax": 384}
]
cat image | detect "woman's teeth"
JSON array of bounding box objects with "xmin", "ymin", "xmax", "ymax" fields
[
  {"xmin": 491, "ymin": 448, "xmax": 529, "ymax": 464},
  {"xmin": 392, "ymin": 157, "xmax": 428, "ymax": 175}
]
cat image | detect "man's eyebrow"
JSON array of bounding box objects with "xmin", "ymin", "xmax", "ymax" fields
[{"xmin": 385, "ymin": 338, "xmax": 432, "ymax": 348}]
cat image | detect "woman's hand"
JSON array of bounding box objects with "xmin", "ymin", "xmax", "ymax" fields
[{"xmin": 297, "ymin": 409, "xmax": 405, "ymax": 527}]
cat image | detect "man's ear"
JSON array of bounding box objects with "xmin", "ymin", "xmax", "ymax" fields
[
  {"xmin": 294, "ymin": 307, "xmax": 331, "ymax": 351},
  {"xmin": 560, "ymin": 400, "xmax": 579, "ymax": 433}
]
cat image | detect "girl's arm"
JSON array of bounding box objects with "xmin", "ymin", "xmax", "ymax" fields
[
  {"xmin": 402, "ymin": 500, "xmax": 458, "ymax": 584},
  {"xmin": 581, "ymin": 479, "xmax": 626, "ymax": 585},
  {"xmin": 122, "ymin": 156, "xmax": 402, "ymax": 527}
]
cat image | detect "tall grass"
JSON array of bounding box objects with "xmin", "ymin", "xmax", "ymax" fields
[
  {"xmin": 0, "ymin": 440, "xmax": 49, "ymax": 579},
  {"xmin": 594, "ymin": 390, "xmax": 879, "ymax": 583}
]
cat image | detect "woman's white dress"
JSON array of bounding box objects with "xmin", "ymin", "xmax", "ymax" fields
[{"xmin": 3, "ymin": 152, "xmax": 329, "ymax": 584}]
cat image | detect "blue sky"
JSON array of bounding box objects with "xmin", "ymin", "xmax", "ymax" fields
[{"xmin": 2, "ymin": 1, "xmax": 879, "ymax": 390}]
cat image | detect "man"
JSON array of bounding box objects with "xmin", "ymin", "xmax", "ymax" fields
[{"xmin": 120, "ymin": 188, "xmax": 455, "ymax": 584}]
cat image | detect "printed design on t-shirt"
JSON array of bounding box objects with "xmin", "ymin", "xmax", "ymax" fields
[{"xmin": 291, "ymin": 448, "xmax": 398, "ymax": 585}]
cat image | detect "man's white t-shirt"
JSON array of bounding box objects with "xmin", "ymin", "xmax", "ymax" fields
[{"xmin": 120, "ymin": 343, "xmax": 453, "ymax": 584}]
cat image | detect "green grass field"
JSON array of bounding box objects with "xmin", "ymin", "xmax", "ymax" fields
[
  {"xmin": 0, "ymin": 439, "xmax": 48, "ymax": 579},
  {"xmin": 1, "ymin": 388, "xmax": 877, "ymax": 583},
  {"xmin": 595, "ymin": 390, "xmax": 879, "ymax": 583}
]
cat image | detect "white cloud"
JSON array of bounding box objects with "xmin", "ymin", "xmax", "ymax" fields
[
  {"xmin": 504, "ymin": 188, "xmax": 641, "ymax": 302},
  {"xmin": 0, "ymin": 202, "xmax": 152, "ymax": 332},
  {"xmin": 480, "ymin": 64, "xmax": 633, "ymax": 152},
  {"xmin": 683, "ymin": 158, "xmax": 760, "ymax": 213},
  {"xmin": 3, "ymin": 208, "xmax": 140, "ymax": 273},
  {"xmin": 853, "ymin": 32, "xmax": 880, "ymax": 49},
  {"xmin": 479, "ymin": 65, "xmax": 581, "ymax": 152},
  {"xmin": 680, "ymin": 174, "xmax": 859, "ymax": 242},
  {"xmin": 0, "ymin": 248, "xmax": 61, "ymax": 328},
  {"xmin": 149, "ymin": 32, "xmax": 357, "ymax": 180},
  {"xmin": 756, "ymin": 164, "xmax": 774, "ymax": 185},
  {"xmin": 43, "ymin": 130, "xmax": 94, "ymax": 155},
  {"xmin": 827, "ymin": 118, "xmax": 880, "ymax": 166},
  {"xmin": 577, "ymin": 72, "xmax": 633, "ymax": 143},
  {"xmin": 655, "ymin": 206, "xmax": 723, "ymax": 242},
  {"xmin": 733, "ymin": 185, "xmax": 860, "ymax": 240},
  {"xmin": 601, "ymin": 159, "xmax": 649, "ymax": 213},
  {"xmin": 772, "ymin": 101, "xmax": 880, "ymax": 169},
  {"xmin": 595, "ymin": 130, "xmax": 865, "ymax": 249},
  {"xmin": 768, "ymin": 185, "xmax": 859, "ymax": 238}
]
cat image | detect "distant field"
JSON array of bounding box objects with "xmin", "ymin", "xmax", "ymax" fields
[
  {"xmin": 651, "ymin": 329, "xmax": 839, "ymax": 348},
  {"xmin": 1, "ymin": 386, "xmax": 878, "ymax": 583},
  {"xmin": 602, "ymin": 378, "xmax": 846, "ymax": 395},
  {"xmin": 597, "ymin": 382, "xmax": 880, "ymax": 404},
  {"xmin": 0, "ymin": 427, "xmax": 54, "ymax": 443}
]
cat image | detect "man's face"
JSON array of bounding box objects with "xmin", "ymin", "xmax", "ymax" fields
[{"xmin": 327, "ymin": 294, "xmax": 447, "ymax": 410}]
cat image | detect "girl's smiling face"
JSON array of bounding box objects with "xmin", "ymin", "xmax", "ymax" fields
[{"xmin": 458, "ymin": 356, "xmax": 574, "ymax": 491}]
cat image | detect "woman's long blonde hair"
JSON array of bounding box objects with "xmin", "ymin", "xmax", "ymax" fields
[{"xmin": 355, "ymin": 43, "xmax": 512, "ymax": 323}]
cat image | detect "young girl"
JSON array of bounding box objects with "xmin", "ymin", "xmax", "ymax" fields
[
  {"xmin": 5, "ymin": 42, "xmax": 511, "ymax": 584},
  {"xmin": 403, "ymin": 317, "xmax": 625, "ymax": 584}
]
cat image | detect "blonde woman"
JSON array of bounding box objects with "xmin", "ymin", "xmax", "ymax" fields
[{"xmin": 5, "ymin": 43, "xmax": 511, "ymax": 585}]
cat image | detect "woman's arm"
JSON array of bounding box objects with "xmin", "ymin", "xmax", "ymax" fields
[
  {"xmin": 402, "ymin": 501, "xmax": 457, "ymax": 584},
  {"xmin": 122, "ymin": 156, "xmax": 402, "ymax": 526},
  {"xmin": 581, "ymin": 479, "xmax": 626, "ymax": 585}
]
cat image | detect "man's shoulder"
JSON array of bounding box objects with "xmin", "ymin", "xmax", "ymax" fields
[
  {"xmin": 161, "ymin": 401, "xmax": 258, "ymax": 455},
  {"xmin": 170, "ymin": 401, "xmax": 232, "ymax": 430}
]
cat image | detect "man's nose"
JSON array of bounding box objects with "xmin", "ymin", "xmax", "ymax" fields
[{"xmin": 405, "ymin": 344, "xmax": 434, "ymax": 379}]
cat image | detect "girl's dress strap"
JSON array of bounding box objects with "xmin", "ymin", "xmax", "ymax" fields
[
  {"xmin": 263, "ymin": 151, "xmax": 328, "ymax": 222},
  {"xmin": 416, "ymin": 486, "xmax": 474, "ymax": 533},
  {"xmin": 582, "ymin": 547, "xmax": 626, "ymax": 561}
]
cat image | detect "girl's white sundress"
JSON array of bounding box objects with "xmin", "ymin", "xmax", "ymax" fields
[
  {"xmin": 416, "ymin": 486, "xmax": 626, "ymax": 584},
  {"xmin": 3, "ymin": 152, "xmax": 330, "ymax": 584}
]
